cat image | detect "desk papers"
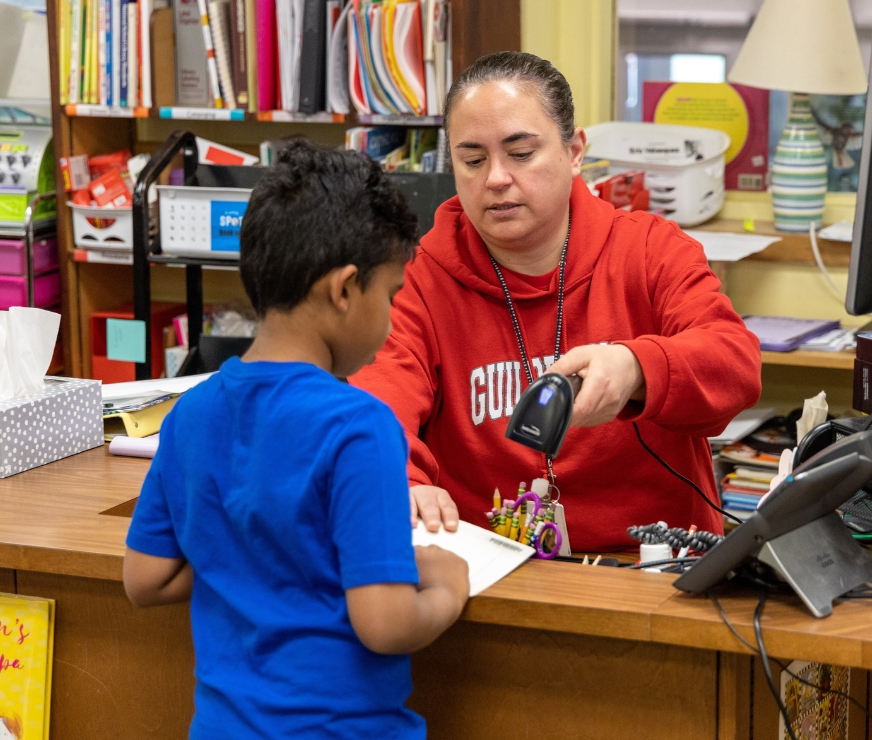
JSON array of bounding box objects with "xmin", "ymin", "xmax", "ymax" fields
[
  {"xmin": 101, "ymin": 373, "xmax": 214, "ymax": 402},
  {"xmin": 684, "ymin": 230, "xmax": 780, "ymax": 261},
  {"xmin": 413, "ymin": 521, "xmax": 534, "ymax": 597}
]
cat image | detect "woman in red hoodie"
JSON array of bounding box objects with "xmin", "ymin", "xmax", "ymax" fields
[{"xmin": 352, "ymin": 52, "xmax": 761, "ymax": 552}]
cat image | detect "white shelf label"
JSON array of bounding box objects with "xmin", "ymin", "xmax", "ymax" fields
[{"xmin": 159, "ymin": 107, "xmax": 246, "ymax": 121}]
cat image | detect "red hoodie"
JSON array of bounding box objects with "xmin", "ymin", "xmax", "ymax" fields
[{"xmin": 352, "ymin": 177, "xmax": 762, "ymax": 551}]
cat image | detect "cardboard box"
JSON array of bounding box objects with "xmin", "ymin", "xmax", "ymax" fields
[{"xmin": 0, "ymin": 377, "xmax": 102, "ymax": 478}]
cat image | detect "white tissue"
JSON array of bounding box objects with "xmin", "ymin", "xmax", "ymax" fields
[{"xmin": 0, "ymin": 307, "xmax": 61, "ymax": 401}]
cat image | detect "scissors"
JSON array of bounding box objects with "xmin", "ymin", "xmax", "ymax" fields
[{"xmin": 514, "ymin": 492, "xmax": 563, "ymax": 560}]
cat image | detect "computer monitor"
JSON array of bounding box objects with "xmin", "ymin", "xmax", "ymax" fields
[{"xmin": 845, "ymin": 60, "xmax": 872, "ymax": 315}]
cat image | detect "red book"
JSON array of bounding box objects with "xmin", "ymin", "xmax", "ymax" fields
[{"xmin": 255, "ymin": 0, "xmax": 276, "ymax": 110}]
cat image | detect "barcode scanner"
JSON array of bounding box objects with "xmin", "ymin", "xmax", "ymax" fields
[{"xmin": 505, "ymin": 374, "xmax": 582, "ymax": 457}]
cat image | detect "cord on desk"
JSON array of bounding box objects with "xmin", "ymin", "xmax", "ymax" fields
[
  {"xmin": 632, "ymin": 422, "xmax": 743, "ymax": 525},
  {"xmin": 709, "ymin": 592, "xmax": 871, "ymax": 723}
]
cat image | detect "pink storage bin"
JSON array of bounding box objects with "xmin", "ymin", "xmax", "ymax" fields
[
  {"xmin": 0, "ymin": 238, "xmax": 60, "ymax": 276},
  {"xmin": 0, "ymin": 270, "xmax": 61, "ymax": 310}
]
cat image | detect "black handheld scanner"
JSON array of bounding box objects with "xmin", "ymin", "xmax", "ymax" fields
[{"xmin": 504, "ymin": 374, "xmax": 582, "ymax": 457}]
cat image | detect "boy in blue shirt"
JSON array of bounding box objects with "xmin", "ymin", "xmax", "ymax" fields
[{"xmin": 123, "ymin": 138, "xmax": 470, "ymax": 739}]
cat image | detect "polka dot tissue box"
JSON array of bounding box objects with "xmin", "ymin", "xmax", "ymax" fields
[{"xmin": 0, "ymin": 377, "xmax": 102, "ymax": 478}]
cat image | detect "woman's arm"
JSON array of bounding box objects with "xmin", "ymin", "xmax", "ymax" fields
[{"xmin": 123, "ymin": 547, "xmax": 193, "ymax": 607}]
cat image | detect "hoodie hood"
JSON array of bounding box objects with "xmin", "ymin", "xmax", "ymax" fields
[{"xmin": 418, "ymin": 176, "xmax": 617, "ymax": 301}]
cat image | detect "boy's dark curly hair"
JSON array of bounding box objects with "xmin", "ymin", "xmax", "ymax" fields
[{"xmin": 239, "ymin": 137, "xmax": 419, "ymax": 316}]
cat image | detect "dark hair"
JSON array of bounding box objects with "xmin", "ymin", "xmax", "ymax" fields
[
  {"xmin": 239, "ymin": 137, "xmax": 418, "ymax": 316},
  {"xmin": 443, "ymin": 51, "xmax": 575, "ymax": 145}
]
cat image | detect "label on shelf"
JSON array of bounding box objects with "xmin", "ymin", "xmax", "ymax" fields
[
  {"xmin": 256, "ymin": 111, "xmax": 345, "ymax": 123},
  {"xmin": 65, "ymin": 105, "xmax": 148, "ymax": 118},
  {"xmin": 159, "ymin": 107, "xmax": 246, "ymax": 121},
  {"xmin": 357, "ymin": 114, "xmax": 443, "ymax": 126},
  {"xmin": 72, "ymin": 248, "xmax": 133, "ymax": 265}
]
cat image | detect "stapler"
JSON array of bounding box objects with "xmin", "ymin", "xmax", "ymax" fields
[{"xmin": 505, "ymin": 374, "xmax": 581, "ymax": 457}]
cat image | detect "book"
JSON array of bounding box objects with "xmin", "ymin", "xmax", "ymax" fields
[
  {"xmin": 139, "ymin": 0, "xmax": 153, "ymax": 108},
  {"xmin": 718, "ymin": 442, "xmax": 781, "ymax": 469},
  {"xmin": 255, "ymin": 0, "xmax": 277, "ymax": 110},
  {"xmin": 742, "ymin": 315, "xmax": 841, "ymax": 352},
  {"xmin": 128, "ymin": 2, "xmax": 139, "ymax": 107},
  {"xmin": 209, "ymin": 0, "xmax": 236, "ymax": 109},
  {"xmin": 228, "ymin": 0, "xmax": 249, "ymax": 107},
  {"xmin": 150, "ymin": 7, "xmax": 175, "ymax": 108},
  {"xmin": 174, "ymin": 0, "xmax": 210, "ymax": 107},
  {"xmin": 297, "ymin": 0, "xmax": 327, "ymax": 113},
  {"xmin": 68, "ymin": 0, "xmax": 84, "ymax": 103},
  {"xmin": 643, "ymin": 82, "xmax": 769, "ymax": 192},
  {"xmin": 0, "ymin": 592, "xmax": 56, "ymax": 740},
  {"xmin": 196, "ymin": 0, "xmax": 224, "ymax": 108},
  {"xmin": 119, "ymin": 0, "xmax": 129, "ymax": 106},
  {"xmin": 111, "ymin": 0, "xmax": 121, "ymax": 105},
  {"xmin": 243, "ymin": 0, "xmax": 257, "ymax": 111}
]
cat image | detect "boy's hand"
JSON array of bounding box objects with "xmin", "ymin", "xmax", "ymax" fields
[
  {"xmin": 415, "ymin": 545, "xmax": 469, "ymax": 607},
  {"xmin": 410, "ymin": 485, "xmax": 459, "ymax": 532}
]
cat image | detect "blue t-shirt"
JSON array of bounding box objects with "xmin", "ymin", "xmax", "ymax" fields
[{"xmin": 126, "ymin": 358, "xmax": 423, "ymax": 740}]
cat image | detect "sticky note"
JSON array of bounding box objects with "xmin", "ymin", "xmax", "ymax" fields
[{"xmin": 106, "ymin": 319, "xmax": 146, "ymax": 363}]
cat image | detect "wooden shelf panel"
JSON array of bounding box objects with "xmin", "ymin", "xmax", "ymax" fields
[
  {"xmin": 760, "ymin": 349, "xmax": 854, "ymax": 370},
  {"xmin": 695, "ymin": 218, "xmax": 851, "ymax": 267}
]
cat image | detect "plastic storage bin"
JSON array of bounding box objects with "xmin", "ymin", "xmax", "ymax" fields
[
  {"xmin": 0, "ymin": 237, "xmax": 59, "ymax": 276},
  {"xmin": 584, "ymin": 122, "xmax": 731, "ymax": 227},
  {"xmin": 68, "ymin": 202, "xmax": 133, "ymax": 250},
  {"xmin": 157, "ymin": 186, "xmax": 251, "ymax": 259},
  {"xmin": 0, "ymin": 271, "xmax": 60, "ymax": 309}
]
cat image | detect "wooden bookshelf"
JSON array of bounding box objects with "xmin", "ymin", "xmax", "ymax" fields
[
  {"xmin": 694, "ymin": 218, "xmax": 851, "ymax": 267},
  {"xmin": 760, "ymin": 349, "xmax": 855, "ymax": 370},
  {"xmin": 46, "ymin": 0, "xmax": 521, "ymax": 378}
]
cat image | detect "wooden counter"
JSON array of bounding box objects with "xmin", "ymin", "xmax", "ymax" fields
[{"xmin": 2, "ymin": 447, "xmax": 872, "ymax": 739}]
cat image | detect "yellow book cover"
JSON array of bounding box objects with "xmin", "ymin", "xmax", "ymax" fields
[{"xmin": 0, "ymin": 594, "xmax": 55, "ymax": 740}]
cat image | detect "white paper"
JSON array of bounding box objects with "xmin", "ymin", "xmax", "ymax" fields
[
  {"xmin": 101, "ymin": 373, "xmax": 214, "ymax": 402},
  {"xmin": 0, "ymin": 307, "xmax": 61, "ymax": 401},
  {"xmin": 684, "ymin": 230, "xmax": 781, "ymax": 262},
  {"xmin": 818, "ymin": 220, "xmax": 854, "ymax": 242},
  {"xmin": 412, "ymin": 521, "xmax": 534, "ymax": 597},
  {"xmin": 109, "ymin": 434, "xmax": 160, "ymax": 458},
  {"xmin": 708, "ymin": 407, "xmax": 776, "ymax": 445}
]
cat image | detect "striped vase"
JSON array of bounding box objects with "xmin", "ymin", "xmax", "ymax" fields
[{"xmin": 771, "ymin": 93, "xmax": 827, "ymax": 232}]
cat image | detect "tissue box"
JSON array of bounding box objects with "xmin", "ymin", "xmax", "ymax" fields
[{"xmin": 0, "ymin": 377, "xmax": 103, "ymax": 478}]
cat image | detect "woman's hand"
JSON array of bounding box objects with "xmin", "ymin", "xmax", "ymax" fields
[
  {"xmin": 548, "ymin": 344, "xmax": 646, "ymax": 427},
  {"xmin": 410, "ymin": 485, "xmax": 460, "ymax": 532}
]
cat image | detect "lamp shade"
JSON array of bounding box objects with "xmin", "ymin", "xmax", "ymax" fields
[{"xmin": 728, "ymin": 0, "xmax": 867, "ymax": 94}]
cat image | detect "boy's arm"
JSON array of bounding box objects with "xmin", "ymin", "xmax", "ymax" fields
[
  {"xmin": 123, "ymin": 547, "xmax": 193, "ymax": 607},
  {"xmin": 346, "ymin": 545, "xmax": 469, "ymax": 654}
]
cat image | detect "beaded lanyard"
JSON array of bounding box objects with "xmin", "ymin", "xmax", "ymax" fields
[{"xmin": 488, "ymin": 213, "xmax": 572, "ymax": 489}]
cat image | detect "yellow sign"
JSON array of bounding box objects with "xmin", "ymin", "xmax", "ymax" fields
[
  {"xmin": 0, "ymin": 594, "xmax": 55, "ymax": 740},
  {"xmin": 653, "ymin": 82, "xmax": 749, "ymax": 165}
]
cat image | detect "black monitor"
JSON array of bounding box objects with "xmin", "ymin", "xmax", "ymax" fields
[
  {"xmin": 673, "ymin": 429, "xmax": 872, "ymax": 616},
  {"xmin": 845, "ymin": 61, "xmax": 872, "ymax": 315}
]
